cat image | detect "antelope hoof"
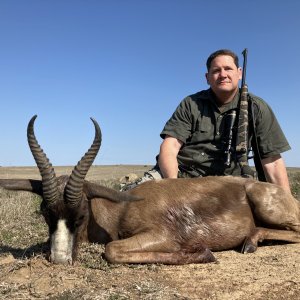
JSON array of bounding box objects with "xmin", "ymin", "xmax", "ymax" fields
[{"xmin": 242, "ymin": 239, "xmax": 257, "ymax": 254}]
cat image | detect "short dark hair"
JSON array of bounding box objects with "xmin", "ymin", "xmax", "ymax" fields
[{"xmin": 206, "ymin": 49, "xmax": 239, "ymax": 71}]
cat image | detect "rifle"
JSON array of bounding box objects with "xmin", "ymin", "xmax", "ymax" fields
[
  {"xmin": 223, "ymin": 110, "xmax": 236, "ymax": 167},
  {"xmin": 235, "ymin": 48, "xmax": 256, "ymax": 179}
]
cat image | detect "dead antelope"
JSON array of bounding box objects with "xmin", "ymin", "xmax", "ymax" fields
[{"xmin": 0, "ymin": 115, "xmax": 300, "ymax": 265}]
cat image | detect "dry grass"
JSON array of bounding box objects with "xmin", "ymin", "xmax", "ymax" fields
[
  {"xmin": 289, "ymin": 170, "xmax": 300, "ymax": 200},
  {"xmin": 0, "ymin": 191, "xmax": 47, "ymax": 251}
]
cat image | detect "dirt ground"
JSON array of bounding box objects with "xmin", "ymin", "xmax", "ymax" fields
[
  {"xmin": 1, "ymin": 166, "xmax": 300, "ymax": 299},
  {"xmin": 1, "ymin": 243, "xmax": 300, "ymax": 299}
]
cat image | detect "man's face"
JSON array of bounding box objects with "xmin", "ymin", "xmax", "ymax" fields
[{"xmin": 205, "ymin": 55, "xmax": 242, "ymax": 100}]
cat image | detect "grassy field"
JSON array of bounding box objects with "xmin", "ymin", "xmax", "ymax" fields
[{"xmin": 0, "ymin": 166, "xmax": 300, "ymax": 299}]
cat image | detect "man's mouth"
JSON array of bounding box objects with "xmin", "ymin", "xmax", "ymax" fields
[{"xmin": 218, "ymin": 81, "xmax": 230, "ymax": 86}]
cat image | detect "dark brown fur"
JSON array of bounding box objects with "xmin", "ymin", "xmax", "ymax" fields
[{"xmin": 77, "ymin": 176, "xmax": 300, "ymax": 264}]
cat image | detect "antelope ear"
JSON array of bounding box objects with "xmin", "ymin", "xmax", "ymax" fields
[
  {"xmin": 83, "ymin": 181, "xmax": 142, "ymax": 203},
  {"xmin": 0, "ymin": 179, "xmax": 43, "ymax": 196}
]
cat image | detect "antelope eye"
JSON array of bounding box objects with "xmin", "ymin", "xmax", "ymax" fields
[{"xmin": 74, "ymin": 215, "xmax": 85, "ymax": 227}]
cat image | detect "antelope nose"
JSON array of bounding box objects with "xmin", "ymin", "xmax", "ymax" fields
[{"xmin": 50, "ymin": 253, "xmax": 73, "ymax": 265}]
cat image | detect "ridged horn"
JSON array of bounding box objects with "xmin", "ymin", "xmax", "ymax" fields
[
  {"xmin": 65, "ymin": 118, "xmax": 102, "ymax": 207},
  {"xmin": 27, "ymin": 115, "xmax": 59, "ymax": 206}
]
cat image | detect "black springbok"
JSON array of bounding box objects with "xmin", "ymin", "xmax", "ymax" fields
[{"xmin": 1, "ymin": 115, "xmax": 300, "ymax": 265}]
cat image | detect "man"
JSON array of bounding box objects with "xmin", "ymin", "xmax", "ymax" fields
[{"xmin": 122, "ymin": 49, "xmax": 291, "ymax": 192}]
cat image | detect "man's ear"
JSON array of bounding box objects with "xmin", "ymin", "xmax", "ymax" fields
[
  {"xmin": 238, "ymin": 67, "xmax": 242, "ymax": 80},
  {"xmin": 205, "ymin": 72, "xmax": 209, "ymax": 85}
]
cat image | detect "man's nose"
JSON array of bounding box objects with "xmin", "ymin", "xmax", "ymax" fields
[{"xmin": 219, "ymin": 69, "xmax": 227, "ymax": 77}]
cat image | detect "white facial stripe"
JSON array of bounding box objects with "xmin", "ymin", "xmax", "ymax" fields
[{"xmin": 50, "ymin": 219, "xmax": 74, "ymax": 264}]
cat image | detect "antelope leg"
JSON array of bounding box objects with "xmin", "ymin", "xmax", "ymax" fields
[
  {"xmin": 104, "ymin": 232, "xmax": 215, "ymax": 265},
  {"xmin": 242, "ymin": 227, "xmax": 300, "ymax": 254}
]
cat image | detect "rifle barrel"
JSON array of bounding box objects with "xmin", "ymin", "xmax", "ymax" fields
[{"xmin": 241, "ymin": 48, "xmax": 248, "ymax": 87}]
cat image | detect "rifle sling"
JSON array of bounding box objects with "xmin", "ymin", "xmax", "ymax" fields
[{"xmin": 249, "ymin": 97, "xmax": 267, "ymax": 182}]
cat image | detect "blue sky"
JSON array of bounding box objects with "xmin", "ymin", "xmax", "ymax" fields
[{"xmin": 0, "ymin": 0, "xmax": 299, "ymax": 167}]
